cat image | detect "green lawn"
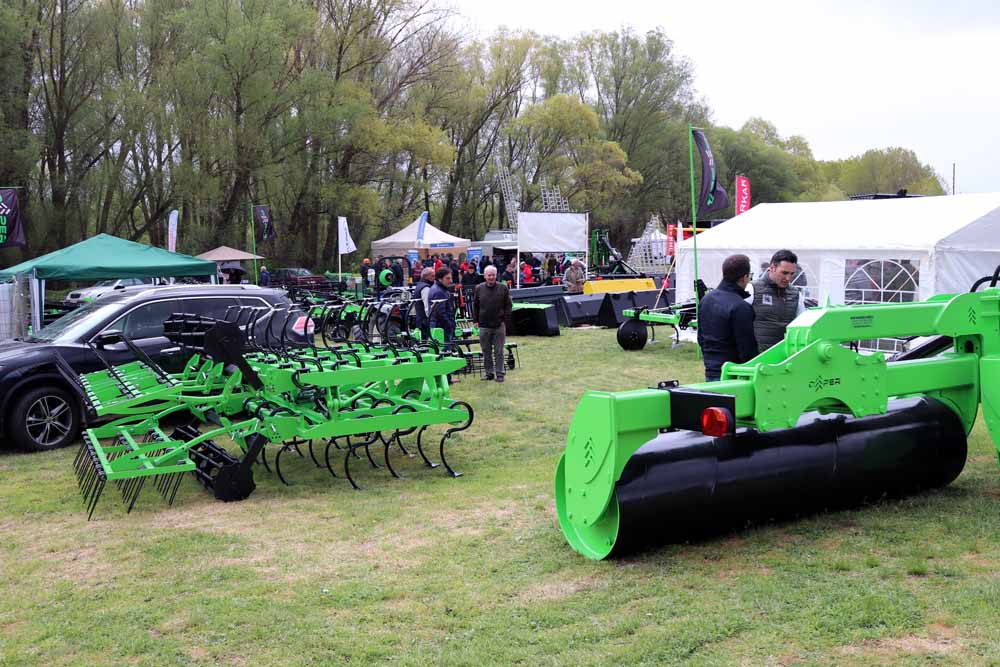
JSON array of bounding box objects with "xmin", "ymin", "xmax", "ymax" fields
[{"xmin": 1, "ymin": 328, "xmax": 998, "ymax": 666}]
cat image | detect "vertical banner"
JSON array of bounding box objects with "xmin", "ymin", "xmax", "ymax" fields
[
  {"xmin": 337, "ymin": 216, "xmax": 357, "ymax": 255},
  {"xmin": 407, "ymin": 249, "xmax": 419, "ymax": 266},
  {"xmin": 467, "ymin": 247, "xmax": 483, "ymax": 270},
  {"xmin": 415, "ymin": 211, "xmax": 428, "ymax": 245},
  {"xmin": 0, "ymin": 189, "xmax": 27, "ymax": 249},
  {"xmin": 691, "ymin": 128, "xmax": 730, "ymax": 218},
  {"xmin": 253, "ymin": 205, "xmax": 276, "ymax": 242},
  {"xmin": 666, "ymin": 223, "xmax": 676, "ymax": 256},
  {"xmin": 735, "ymin": 175, "xmax": 752, "ymax": 215},
  {"xmin": 167, "ymin": 209, "xmax": 179, "ymax": 252}
]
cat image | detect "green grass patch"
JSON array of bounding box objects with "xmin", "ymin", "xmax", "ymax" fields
[{"xmin": 1, "ymin": 327, "xmax": 998, "ymax": 665}]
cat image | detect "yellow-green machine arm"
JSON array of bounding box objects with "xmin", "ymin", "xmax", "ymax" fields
[{"xmin": 556, "ymin": 288, "xmax": 1000, "ymax": 560}]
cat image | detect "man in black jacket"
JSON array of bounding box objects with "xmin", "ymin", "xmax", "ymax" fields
[
  {"xmin": 697, "ymin": 254, "xmax": 758, "ymax": 382},
  {"xmin": 412, "ymin": 267, "xmax": 435, "ymax": 340},
  {"xmin": 473, "ymin": 265, "xmax": 513, "ymax": 382},
  {"xmin": 428, "ymin": 267, "xmax": 456, "ymax": 350}
]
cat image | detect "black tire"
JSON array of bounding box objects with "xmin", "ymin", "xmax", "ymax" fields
[
  {"xmin": 617, "ymin": 319, "xmax": 648, "ymax": 351},
  {"xmin": 9, "ymin": 385, "xmax": 80, "ymax": 452}
]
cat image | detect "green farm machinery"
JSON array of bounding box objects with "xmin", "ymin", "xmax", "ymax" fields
[
  {"xmin": 557, "ymin": 272, "xmax": 1000, "ymax": 559},
  {"xmin": 71, "ymin": 302, "xmax": 473, "ymax": 518},
  {"xmin": 617, "ymin": 302, "xmax": 698, "ymax": 350}
]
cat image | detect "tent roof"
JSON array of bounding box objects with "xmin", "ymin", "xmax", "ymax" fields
[
  {"xmin": 197, "ymin": 245, "xmax": 264, "ymax": 262},
  {"xmin": 372, "ymin": 218, "xmax": 470, "ymax": 251},
  {"xmin": 677, "ymin": 193, "xmax": 1000, "ymax": 253},
  {"xmin": 0, "ymin": 233, "xmax": 217, "ymax": 280}
]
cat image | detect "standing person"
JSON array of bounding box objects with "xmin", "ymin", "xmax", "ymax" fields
[
  {"xmin": 428, "ymin": 267, "xmax": 456, "ymax": 350},
  {"xmin": 360, "ymin": 258, "xmax": 371, "ymax": 289},
  {"xmin": 449, "ymin": 257, "xmax": 461, "ymax": 285},
  {"xmin": 461, "ymin": 264, "xmax": 481, "ymax": 288},
  {"xmin": 697, "ymin": 254, "xmax": 758, "ymax": 382},
  {"xmin": 564, "ymin": 259, "xmax": 585, "ymax": 293},
  {"xmin": 259, "ymin": 265, "xmax": 270, "ymax": 287},
  {"xmin": 546, "ymin": 254, "xmax": 558, "ymax": 278},
  {"xmin": 390, "ymin": 259, "xmax": 404, "ymax": 287},
  {"xmin": 751, "ymin": 249, "xmax": 805, "ymax": 353},
  {"xmin": 412, "ymin": 267, "xmax": 435, "ymax": 340},
  {"xmin": 474, "ymin": 265, "xmax": 513, "ymax": 383}
]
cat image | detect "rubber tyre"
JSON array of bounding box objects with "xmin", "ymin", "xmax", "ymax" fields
[
  {"xmin": 617, "ymin": 319, "xmax": 648, "ymax": 351},
  {"xmin": 9, "ymin": 385, "xmax": 80, "ymax": 452}
]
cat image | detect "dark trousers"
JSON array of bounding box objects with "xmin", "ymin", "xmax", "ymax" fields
[
  {"xmin": 479, "ymin": 324, "xmax": 506, "ymax": 378},
  {"xmin": 705, "ymin": 367, "xmax": 721, "ymax": 382},
  {"xmin": 431, "ymin": 319, "xmax": 455, "ymax": 350}
]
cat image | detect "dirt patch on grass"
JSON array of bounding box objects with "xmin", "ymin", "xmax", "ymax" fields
[
  {"xmin": 517, "ymin": 576, "xmax": 605, "ymax": 602},
  {"xmin": 839, "ymin": 625, "xmax": 961, "ymax": 658}
]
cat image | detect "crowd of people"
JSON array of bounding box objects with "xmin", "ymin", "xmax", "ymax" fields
[
  {"xmin": 697, "ymin": 249, "xmax": 803, "ymax": 381},
  {"xmin": 358, "ymin": 252, "xmax": 588, "ymax": 292}
]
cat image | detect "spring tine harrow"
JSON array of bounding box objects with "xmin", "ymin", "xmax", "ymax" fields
[{"xmin": 72, "ymin": 306, "xmax": 476, "ymax": 515}]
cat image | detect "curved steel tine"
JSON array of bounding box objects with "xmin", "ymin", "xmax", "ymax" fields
[
  {"xmin": 259, "ymin": 445, "xmax": 272, "ymax": 473},
  {"xmin": 415, "ymin": 425, "xmax": 438, "ymax": 468},
  {"xmin": 438, "ymin": 401, "xmax": 474, "ymax": 478},
  {"xmin": 322, "ymin": 438, "xmax": 339, "ymax": 478},
  {"xmin": 383, "ymin": 431, "xmax": 403, "ymax": 479},
  {"xmin": 307, "ymin": 439, "xmax": 322, "ymax": 468},
  {"xmin": 275, "ymin": 444, "xmax": 291, "ymax": 486},
  {"xmin": 344, "ymin": 444, "xmax": 361, "ymax": 490}
]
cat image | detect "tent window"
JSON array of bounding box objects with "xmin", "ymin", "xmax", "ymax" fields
[
  {"xmin": 844, "ymin": 259, "xmax": 920, "ymax": 353},
  {"xmin": 792, "ymin": 263, "xmax": 817, "ymax": 303}
]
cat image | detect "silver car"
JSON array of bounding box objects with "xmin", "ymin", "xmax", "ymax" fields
[{"xmin": 63, "ymin": 277, "xmax": 165, "ymax": 305}]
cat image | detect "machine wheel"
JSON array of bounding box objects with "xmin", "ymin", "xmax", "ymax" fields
[
  {"xmin": 617, "ymin": 319, "xmax": 648, "ymax": 351},
  {"xmin": 9, "ymin": 385, "xmax": 80, "ymax": 452}
]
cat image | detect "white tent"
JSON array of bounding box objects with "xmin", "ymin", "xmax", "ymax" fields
[
  {"xmin": 371, "ymin": 217, "xmax": 470, "ymax": 256},
  {"xmin": 675, "ymin": 193, "xmax": 1000, "ymax": 305}
]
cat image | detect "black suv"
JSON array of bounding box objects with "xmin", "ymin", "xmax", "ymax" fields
[{"xmin": 0, "ymin": 285, "xmax": 301, "ymax": 452}]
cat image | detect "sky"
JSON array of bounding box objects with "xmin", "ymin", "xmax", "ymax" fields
[{"xmin": 446, "ymin": 0, "xmax": 1000, "ymax": 193}]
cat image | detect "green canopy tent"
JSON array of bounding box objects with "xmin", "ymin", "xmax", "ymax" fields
[{"xmin": 0, "ymin": 233, "xmax": 217, "ymax": 331}]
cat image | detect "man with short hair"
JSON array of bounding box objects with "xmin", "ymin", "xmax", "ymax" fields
[
  {"xmin": 428, "ymin": 267, "xmax": 456, "ymax": 350},
  {"xmin": 697, "ymin": 254, "xmax": 758, "ymax": 382},
  {"xmin": 751, "ymin": 249, "xmax": 805, "ymax": 354},
  {"xmin": 413, "ymin": 267, "xmax": 436, "ymax": 340},
  {"xmin": 474, "ymin": 265, "xmax": 513, "ymax": 382}
]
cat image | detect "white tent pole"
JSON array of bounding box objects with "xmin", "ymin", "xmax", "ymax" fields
[{"xmin": 30, "ymin": 268, "xmax": 41, "ymax": 332}]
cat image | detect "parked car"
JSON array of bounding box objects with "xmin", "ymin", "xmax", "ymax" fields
[
  {"xmin": 0, "ymin": 285, "xmax": 312, "ymax": 452},
  {"xmin": 63, "ymin": 277, "xmax": 166, "ymax": 305},
  {"xmin": 271, "ymin": 268, "xmax": 328, "ymax": 289}
]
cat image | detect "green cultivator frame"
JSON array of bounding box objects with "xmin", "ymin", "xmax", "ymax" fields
[
  {"xmin": 558, "ymin": 270, "xmax": 1000, "ymax": 559},
  {"xmin": 72, "ymin": 301, "xmax": 474, "ymax": 518}
]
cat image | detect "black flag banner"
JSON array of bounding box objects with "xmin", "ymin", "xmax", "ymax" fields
[
  {"xmin": 253, "ymin": 205, "xmax": 277, "ymax": 242},
  {"xmin": 0, "ymin": 189, "xmax": 27, "ymax": 249},
  {"xmin": 692, "ymin": 129, "xmax": 730, "ymax": 218}
]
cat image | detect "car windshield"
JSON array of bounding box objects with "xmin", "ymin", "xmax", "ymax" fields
[
  {"xmin": 27, "ymin": 299, "xmax": 127, "ymax": 343},
  {"xmin": 92, "ymin": 279, "xmax": 119, "ymax": 287},
  {"xmin": 290, "ymin": 268, "xmax": 313, "ymax": 276}
]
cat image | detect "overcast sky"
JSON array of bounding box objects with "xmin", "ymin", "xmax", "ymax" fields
[{"xmin": 446, "ymin": 0, "xmax": 1000, "ymax": 193}]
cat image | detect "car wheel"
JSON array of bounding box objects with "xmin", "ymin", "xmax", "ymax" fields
[{"xmin": 9, "ymin": 386, "xmax": 80, "ymax": 452}]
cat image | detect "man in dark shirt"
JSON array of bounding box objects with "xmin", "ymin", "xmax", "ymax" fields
[
  {"xmin": 473, "ymin": 265, "xmax": 513, "ymax": 382},
  {"xmin": 428, "ymin": 267, "xmax": 456, "ymax": 350},
  {"xmin": 412, "ymin": 267, "xmax": 435, "ymax": 340},
  {"xmin": 696, "ymin": 254, "xmax": 758, "ymax": 382}
]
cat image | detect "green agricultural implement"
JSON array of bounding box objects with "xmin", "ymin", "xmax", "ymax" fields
[
  {"xmin": 558, "ymin": 270, "xmax": 1000, "ymax": 559},
  {"xmin": 73, "ymin": 308, "xmax": 473, "ymax": 518},
  {"xmin": 617, "ymin": 301, "xmax": 698, "ymax": 350}
]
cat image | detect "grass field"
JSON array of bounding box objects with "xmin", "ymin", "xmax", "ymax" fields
[{"xmin": 1, "ymin": 327, "xmax": 998, "ymax": 666}]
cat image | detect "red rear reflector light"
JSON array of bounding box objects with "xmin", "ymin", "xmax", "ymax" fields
[
  {"xmin": 292, "ymin": 316, "xmax": 315, "ymax": 336},
  {"xmin": 700, "ymin": 407, "xmax": 731, "ymax": 437}
]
